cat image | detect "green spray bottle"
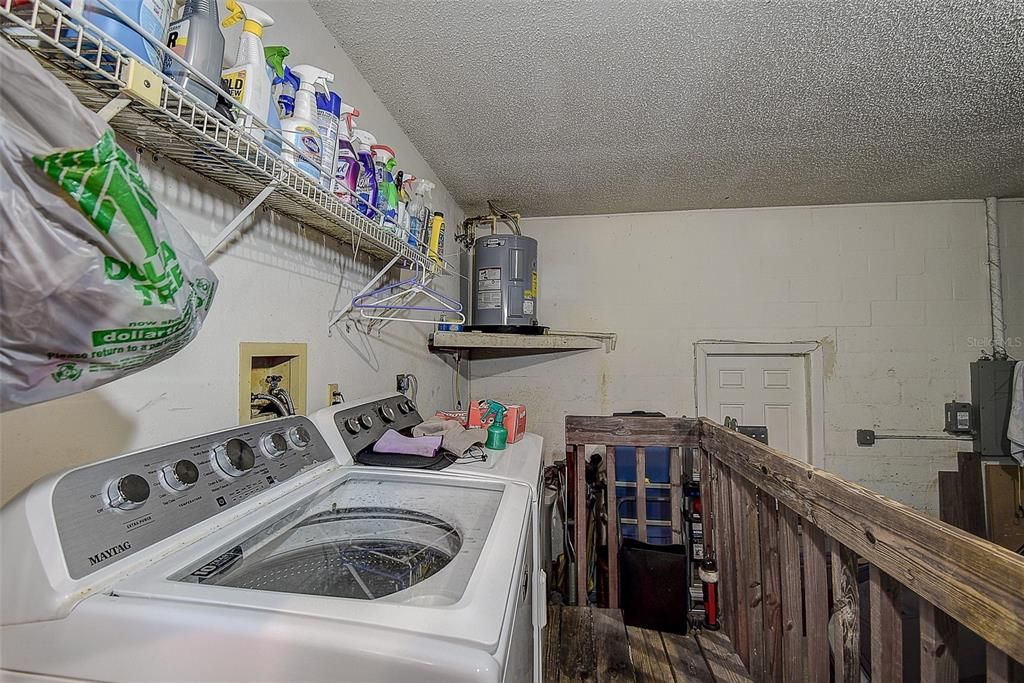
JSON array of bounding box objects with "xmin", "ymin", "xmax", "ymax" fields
[{"xmin": 483, "ymin": 400, "xmax": 508, "ymax": 450}]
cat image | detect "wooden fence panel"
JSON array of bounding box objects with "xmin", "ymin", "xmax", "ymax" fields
[{"xmin": 778, "ymin": 504, "xmax": 804, "ymax": 681}]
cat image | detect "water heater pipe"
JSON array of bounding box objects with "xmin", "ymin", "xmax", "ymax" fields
[{"xmin": 985, "ymin": 197, "xmax": 1007, "ymax": 360}]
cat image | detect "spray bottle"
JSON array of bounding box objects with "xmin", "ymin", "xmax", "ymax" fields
[
  {"xmin": 221, "ymin": 0, "xmax": 274, "ymax": 143},
  {"xmin": 483, "ymin": 400, "xmax": 508, "ymax": 450},
  {"xmin": 164, "ymin": 0, "xmax": 223, "ymax": 108},
  {"xmin": 272, "ymin": 65, "xmax": 299, "ymax": 119},
  {"xmin": 351, "ymin": 128, "xmax": 379, "ymax": 220},
  {"xmin": 261, "ymin": 45, "xmax": 289, "ymax": 155},
  {"xmin": 371, "ymin": 144, "xmax": 399, "ymax": 232},
  {"xmin": 406, "ymin": 179, "xmax": 434, "ymax": 250},
  {"xmin": 333, "ymin": 104, "xmax": 361, "ymax": 204},
  {"xmin": 315, "ymin": 89, "xmax": 342, "ymax": 191},
  {"xmin": 282, "ymin": 64, "xmax": 333, "ymax": 181}
]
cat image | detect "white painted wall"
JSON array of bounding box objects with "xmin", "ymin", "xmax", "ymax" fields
[
  {"xmin": 0, "ymin": 0, "xmax": 464, "ymax": 504},
  {"xmin": 470, "ymin": 199, "xmax": 1024, "ymax": 515}
]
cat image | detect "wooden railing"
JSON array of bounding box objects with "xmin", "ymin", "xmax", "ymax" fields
[{"xmin": 565, "ymin": 415, "xmax": 1024, "ymax": 682}]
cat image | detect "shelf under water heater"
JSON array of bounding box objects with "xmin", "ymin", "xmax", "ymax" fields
[{"xmin": 467, "ymin": 234, "xmax": 545, "ymax": 334}]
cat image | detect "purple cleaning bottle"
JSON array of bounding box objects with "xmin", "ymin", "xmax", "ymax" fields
[
  {"xmin": 333, "ymin": 106, "xmax": 361, "ymax": 205},
  {"xmin": 352, "ymin": 128, "xmax": 378, "ymax": 220}
]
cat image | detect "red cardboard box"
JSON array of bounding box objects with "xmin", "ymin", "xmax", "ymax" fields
[{"xmin": 436, "ymin": 401, "xmax": 527, "ymax": 444}]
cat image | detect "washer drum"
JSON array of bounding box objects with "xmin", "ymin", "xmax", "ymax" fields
[{"xmin": 470, "ymin": 234, "xmax": 540, "ymax": 332}]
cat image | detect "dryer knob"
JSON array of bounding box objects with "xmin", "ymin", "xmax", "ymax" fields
[
  {"xmin": 260, "ymin": 432, "xmax": 288, "ymax": 458},
  {"xmin": 359, "ymin": 414, "xmax": 374, "ymax": 429},
  {"xmin": 344, "ymin": 417, "xmax": 361, "ymax": 434},
  {"xmin": 107, "ymin": 474, "xmax": 150, "ymax": 510},
  {"xmin": 161, "ymin": 460, "xmax": 199, "ymax": 492},
  {"xmin": 378, "ymin": 404, "xmax": 396, "ymax": 422},
  {"xmin": 287, "ymin": 425, "xmax": 312, "ymax": 448},
  {"xmin": 213, "ymin": 438, "xmax": 256, "ymax": 477}
]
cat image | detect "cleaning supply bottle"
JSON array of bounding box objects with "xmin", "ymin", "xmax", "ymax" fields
[
  {"xmin": 163, "ymin": 0, "xmax": 223, "ymax": 108},
  {"xmin": 282, "ymin": 64, "xmax": 333, "ymax": 181},
  {"xmin": 84, "ymin": 0, "xmax": 172, "ymax": 69},
  {"xmin": 261, "ymin": 46, "xmax": 289, "ymax": 155},
  {"xmin": 371, "ymin": 144, "xmax": 399, "ymax": 232},
  {"xmin": 221, "ymin": 0, "xmax": 273, "ymax": 143},
  {"xmin": 483, "ymin": 401, "xmax": 508, "ymax": 450},
  {"xmin": 332, "ymin": 104, "xmax": 361, "ymax": 204},
  {"xmin": 351, "ymin": 128, "xmax": 379, "ymax": 220},
  {"xmin": 427, "ymin": 211, "xmax": 446, "ymax": 266},
  {"xmin": 406, "ymin": 179, "xmax": 434, "ymax": 251},
  {"xmin": 315, "ymin": 89, "xmax": 342, "ymax": 191},
  {"xmin": 272, "ymin": 65, "xmax": 299, "ymax": 119}
]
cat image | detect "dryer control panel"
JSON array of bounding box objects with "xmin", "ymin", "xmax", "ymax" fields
[
  {"xmin": 51, "ymin": 416, "xmax": 334, "ymax": 579},
  {"xmin": 332, "ymin": 393, "xmax": 423, "ymax": 455}
]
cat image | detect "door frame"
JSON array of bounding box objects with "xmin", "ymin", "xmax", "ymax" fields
[{"xmin": 694, "ymin": 340, "xmax": 825, "ymax": 468}]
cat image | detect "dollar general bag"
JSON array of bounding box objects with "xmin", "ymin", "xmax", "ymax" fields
[{"xmin": 0, "ymin": 41, "xmax": 217, "ymax": 411}]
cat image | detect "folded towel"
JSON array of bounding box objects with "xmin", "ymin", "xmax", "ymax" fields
[
  {"xmin": 373, "ymin": 429, "xmax": 442, "ymax": 458},
  {"xmin": 1009, "ymin": 361, "xmax": 1023, "ymax": 466},
  {"xmin": 413, "ymin": 417, "xmax": 487, "ymax": 457}
]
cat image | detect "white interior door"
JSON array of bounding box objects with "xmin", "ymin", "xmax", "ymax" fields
[{"xmin": 704, "ymin": 354, "xmax": 810, "ymax": 462}]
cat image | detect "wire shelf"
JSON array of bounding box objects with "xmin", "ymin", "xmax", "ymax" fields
[{"xmin": 0, "ymin": 0, "xmax": 454, "ymax": 275}]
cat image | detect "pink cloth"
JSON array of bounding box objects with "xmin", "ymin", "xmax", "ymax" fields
[{"xmin": 373, "ymin": 429, "xmax": 443, "ymax": 457}]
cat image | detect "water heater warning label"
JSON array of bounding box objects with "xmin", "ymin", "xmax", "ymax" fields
[
  {"xmin": 478, "ymin": 291, "xmax": 501, "ymax": 310},
  {"xmin": 478, "ymin": 268, "xmax": 501, "ymax": 291}
]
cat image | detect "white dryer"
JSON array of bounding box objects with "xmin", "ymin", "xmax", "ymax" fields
[
  {"xmin": 310, "ymin": 394, "xmax": 547, "ymax": 682},
  {"xmin": 1, "ymin": 415, "xmax": 535, "ymax": 682}
]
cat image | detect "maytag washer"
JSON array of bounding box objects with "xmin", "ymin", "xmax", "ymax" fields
[
  {"xmin": 311, "ymin": 393, "xmax": 547, "ymax": 681},
  {"xmin": 1, "ymin": 415, "xmax": 536, "ymax": 682}
]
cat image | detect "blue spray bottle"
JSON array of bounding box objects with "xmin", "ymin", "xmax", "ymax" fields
[{"xmin": 351, "ymin": 128, "xmax": 379, "ymax": 220}]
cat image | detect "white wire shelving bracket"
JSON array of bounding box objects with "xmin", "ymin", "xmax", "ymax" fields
[{"xmin": 0, "ymin": 0, "xmax": 457, "ymax": 277}]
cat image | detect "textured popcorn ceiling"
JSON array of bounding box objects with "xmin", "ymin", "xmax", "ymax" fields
[{"xmin": 311, "ymin": 0, "xmax": 1024, "ymax": 217}]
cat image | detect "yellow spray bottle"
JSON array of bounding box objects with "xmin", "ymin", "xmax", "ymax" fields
[{"xmin": 221, "ymin": 0, "xmax": 274, "ymax": 143}]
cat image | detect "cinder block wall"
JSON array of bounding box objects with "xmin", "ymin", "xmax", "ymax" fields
[{"xmin": 471, "ymin": 199, "xmax": 1023, "ymax": 515}]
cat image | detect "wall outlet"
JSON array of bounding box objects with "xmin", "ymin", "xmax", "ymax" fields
[{"xmin": 396, "ymin": 374, "xmax": 411, "ymax": 392}]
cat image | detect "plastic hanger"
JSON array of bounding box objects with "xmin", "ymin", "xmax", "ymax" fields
[{"xmin": 352, "ymin": 263, "xmax": 464, "ymax": 325}]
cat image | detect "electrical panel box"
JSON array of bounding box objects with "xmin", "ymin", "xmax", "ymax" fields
[
  {"xmin": 970, "ymin": 359, "xmax": 1016, "ymax": 456},
  {"xmin": 944, "ymin": 401, "xmax": 973, "ymax": 434}
]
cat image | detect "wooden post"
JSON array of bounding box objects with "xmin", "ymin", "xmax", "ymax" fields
[
  {"xmin": 758, "ymin": 495, "xmax": 783, "ymax": 682},
  {"xmin": 986, "ymin": 643, "xmax": 1012, "ymax": 683},
  {"xmin": 699, "ymin": 448, "xmax": 714, "ymax": 559},
  {"xmin": 831, "ymin": 543, "xmax": 860, "ymax": 683},
  {"xmin": 636, "ymin": 446, "xmax": 647, "ymax": 543},
  {"xmin": 728, "ymin": 468, "xmax": 751, "ymax": 665},
  {"xmin": 574, "ymin": 445, "xmax": 587, "ymax": 607},
  {"xmin": 778, "ymin": 505, "xmax": 804, "ymax": 681},
  {"xmin": 869, "ymin": 565, "xmax": 903, "ymax": 683},
  {"xmin": 716, "ymin": 464, "xmax": 737, "ymax": 645},
  {"xmin": 957, "ymin": 451, "xmax": 986, "ymax": 538},
  {"xmin": 919, "ymin": 600, "xmax": 958, "ymax": 682},
  {"xmin": 803, "ymin": 521, "xmax": 831, "ymax": 683},
  {"xmin": 738, "ymin": 477, "xmax": 764, "ymax": 677},
  {"xmin": 605, "ymin": 446, "xmax": 620, "ymax": 609}
]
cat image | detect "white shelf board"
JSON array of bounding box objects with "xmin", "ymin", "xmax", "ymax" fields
[{"xmin": 430, "ymin": 331, "xmax": 607, "ymax": 351}]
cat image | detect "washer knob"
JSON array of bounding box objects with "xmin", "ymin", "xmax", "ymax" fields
[
  {"xmin": 161, "ymin": 460, "xmax": 199, "ymax": 492},
  {"xmin": 359, "ymin": 414, "xmax": 374, "ymax": 429},
  {"xmin": 107, "ymin": 474, "xmax": 150, "ymax": 510},
  {"xmin": 344, "ymin": 417, "xmax": 361, "ymax": 434},
  {"xmin": 405, "ymin": 400, "xmax": 416, "ymax": 413},
  {"xmin": 213, "ymin": 438, "xmax": 255, "ymax": 477},
  {"xmin": 287, "ymin": 425, "xmax": 312, "ymax": 448},
  {"xmin": 397, "ymin": 401, "xmax": 409, "ymax": 415},
  {"xmin": 260, "ymin": 432, "xmax": 288, "ymax": 458},
  {"xmin": 378, "ymin": 404, "xmax": 396, "ymax": 422}
]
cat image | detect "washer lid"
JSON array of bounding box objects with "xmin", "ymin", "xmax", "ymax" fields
[{"xmin": 171, "ymin": 476, "xmax": 499, "ymax": 605}]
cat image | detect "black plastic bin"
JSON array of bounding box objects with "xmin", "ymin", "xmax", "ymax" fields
[{"xmin": 617, "ymin": 494, "xmax": 689, "ymax": 634}]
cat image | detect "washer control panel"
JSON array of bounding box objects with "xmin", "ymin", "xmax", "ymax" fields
[
  {"xmin": 52, "ymin": 416, "xmax": 333, "ymax": 579},
  {"xmin": 332, "ymin": 394, "xmax": 422, "ymax": 455}
]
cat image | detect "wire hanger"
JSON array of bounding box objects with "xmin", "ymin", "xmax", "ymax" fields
[{"xmin": 352, "ymin": 261, "xmax": 465, "ymax": 325}]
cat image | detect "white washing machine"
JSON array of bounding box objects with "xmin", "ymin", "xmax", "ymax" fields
[
  {"xmin": 310, "ymin": 394, "xmax": 547, "ymax": 682},
  {"xmin": 1, "ymin": 415, "xmax": 536, "ymax": 682}
]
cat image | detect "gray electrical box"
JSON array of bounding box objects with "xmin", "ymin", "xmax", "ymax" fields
[{"xmin": 970, "ymin": 359, "xmax": 1016, "ymax": 456}]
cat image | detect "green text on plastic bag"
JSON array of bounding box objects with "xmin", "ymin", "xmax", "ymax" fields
[{"xmin": 33, "ymin": 131, "xmax": 185, "ymax": 306}]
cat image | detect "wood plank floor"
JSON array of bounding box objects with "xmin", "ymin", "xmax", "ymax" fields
[{"xmin": 544, "ymin": 605, "xmax": 752, "ymax": 683}]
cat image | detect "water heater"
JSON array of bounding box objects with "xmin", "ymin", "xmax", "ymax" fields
[{"xmin": 467, "ymin": 234, "xmax": 544, "ymax": 333}]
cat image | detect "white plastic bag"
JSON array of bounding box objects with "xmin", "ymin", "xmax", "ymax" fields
[{"xmin": 0, "ymin": 40, "xmax": 218, "ymax": 411}]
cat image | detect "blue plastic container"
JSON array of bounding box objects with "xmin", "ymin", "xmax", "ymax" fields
[{"xmin": 82, "ymin": 0, "xmax": 172, "ymax": 69}]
